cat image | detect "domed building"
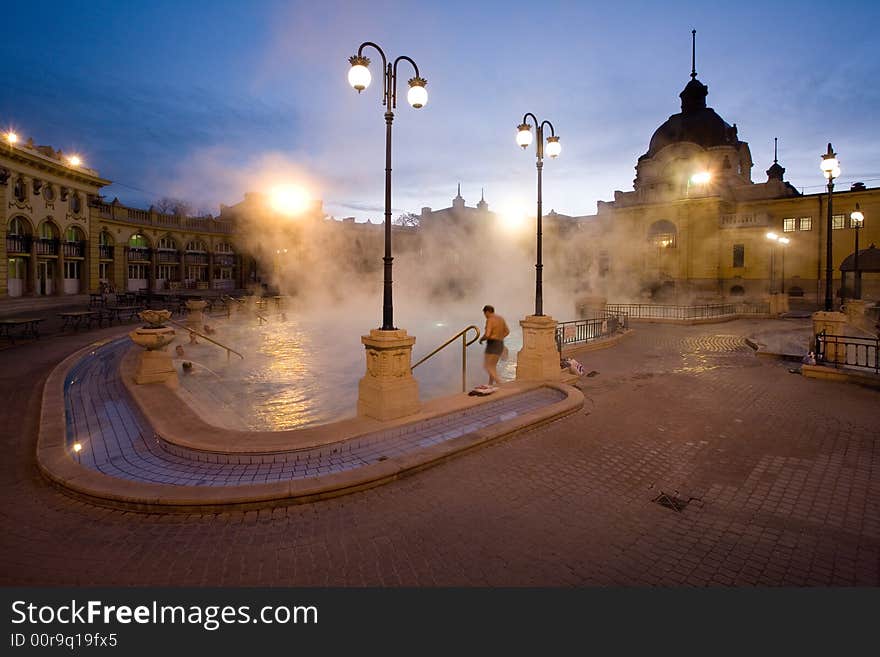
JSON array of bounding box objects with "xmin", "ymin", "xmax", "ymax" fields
[{"xmin": 573, "ymin": 35, "xmax": 880, "ymax": 305}]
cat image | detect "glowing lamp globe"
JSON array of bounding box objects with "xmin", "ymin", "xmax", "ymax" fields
[
  {"xmin": 820, "ymin": 143, "xmax": 839, "ymax": 180},
  {"xmin": 851, "ymin": 203, "xmax": 864, "ymax": 227},
  {"xmin": 269, "ymin": 185, "xmax": 309, "ymax": 216},
  {"xmin": 545, "ymin": 136, "xmax": 561, "ymax": 158},
  {"xmin": 68, "ymin": 155, "xmax": 82, "ymax": 167},
  {"xmin": 407, "ymin": 77, "xmax": 428, "ymax": 109},
  {"xmin": 6, "ymin": 131, "xmax": 18, "ymax": 144},
  {"xmin": 778, "ymin": 237, "xmax": 790, "ymax": 245},
  {"xmin": 516, "ymin": 123, "xmax": 532, "ymax": 149},
  {"xmin": 690, "ymin": 171, "xmax": 711, "ymax": 185},
  {"xmin": 348, "ymin": 55, "xmax": 371, "ymax": 92}
]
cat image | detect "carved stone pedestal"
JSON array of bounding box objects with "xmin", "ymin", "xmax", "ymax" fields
[
  {"xmin": 357, "ymin": 329, "xmax": 420, "ymax": 421},
  {"xmin": 811, "ymin": 311, "xmax": 847, "ymax": 362},
  {"xmin": 516, "ymin": 315, "xmax": 562, "ymax": 382},
  {"xmin": 185, "ymin": 299, "xmax": 207, "ymax": 331},
  {"xmin": 129, "ymin": 325, "xmax": 178, "ymax": 388}
]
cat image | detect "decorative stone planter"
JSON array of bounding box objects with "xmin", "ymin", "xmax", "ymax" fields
[
  {"xmin": 516, "ymin": 315, "xmax": 562, "ymax": 382},
  {"xmin": 129, "ymin": 310, "xmax": 178, "ymax": 388},
  {"xmin": 185, "ymin": 299, "xmax": 207, "ymax": 331}
]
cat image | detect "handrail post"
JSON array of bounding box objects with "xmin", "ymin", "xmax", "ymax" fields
[{"xmin": 462, "ymin": 332, "xmax": 466, "ymax": 392}]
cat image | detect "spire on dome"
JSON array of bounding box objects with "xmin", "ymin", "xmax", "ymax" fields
[
  {"xmin": 766, "ymin": 137, "xmax": 786, "ymax": 181},
  {"xmin": 680, "ymin": 29, "xmax": 708, "ymax": 113}
]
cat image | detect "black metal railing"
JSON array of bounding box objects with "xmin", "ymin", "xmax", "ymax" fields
[
  {"xmin": 62, "ymin": 240, "xmax": 86, "ymax": 258},
  {"xmin": 127, "ymin": 247, "xmax": 152, "ymax": 262},
  {"xmin": 815, "ymin": 330, "xmax": 879, "ymax": 374},
  {"xmin": 185, "ymin": 252, "xmax": 209, "ymax": 265},
  {"xmin": 556, "ymin": 312, "xmax": 627, "ymax": 351},
  {"xmin": 156, "ymin": 250, "xmax": 180, "ymax": 263},
  {"xmin": 99, "ymin": 245, "xmax": 114, "ymax": 259},
  {"xmin": 606, "ymin": 302, "xmax": 769, "ymax": 320},
  {"xmin": 6, "ymin": 235, "xmax": 32, "ymax": 253},
  {"xmin": 35, "ymin": 238, "xmax": 59, "ymax": 256}
]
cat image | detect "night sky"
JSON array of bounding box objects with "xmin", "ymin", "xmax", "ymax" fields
[{"xmin": 3, "ymin": 0, "xmax": 878, "ymax": 220}]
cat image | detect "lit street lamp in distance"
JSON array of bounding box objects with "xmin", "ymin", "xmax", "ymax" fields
[
  {"xmin": 851, "ymin": 202, "xmax": 865, "ymax": 299},
  {"xmin": 820, "ymin": 143, "xmax": 840, "ymax": 310},
  {"xmin": 766, "ymin": 232, "xmax": 790, "ymax": 294}
]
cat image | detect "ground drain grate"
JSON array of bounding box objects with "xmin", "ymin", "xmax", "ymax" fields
[{"xmin": 652, "ymin": 491, "xmax": 689, "ymax": 513}]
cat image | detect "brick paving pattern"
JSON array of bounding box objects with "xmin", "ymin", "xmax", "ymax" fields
[
  {"xmin": 1, "ymin": 319, "xmax": 878, "ymax": 586},
  {"xmin": 65, "ymin": 337, "xmax": 563, "ymax": 485}
]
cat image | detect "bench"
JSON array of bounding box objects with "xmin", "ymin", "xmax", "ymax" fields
[
  {"xmin": 0, "ymin": 318, "xmax": 44, "ymax": 343},
  {"xmin": 59, "ymin": 311, "xmax": 100, "ymax": 331}
]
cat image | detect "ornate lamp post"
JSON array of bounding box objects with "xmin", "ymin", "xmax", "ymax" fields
[
  {"xmin": 514, "ymin": 115, "xmax": 564, "ymax": 381},
  {"xmin": 348, "ymin": 42, "xmax": 428, "ymax": 330},
  {"xmin": 516, "ymin": 114, "xmax": 561, "ymax": 316},
  {"xmin": 348, "ymin": 42, "xmax": 427, "ymax": 420},
  {"xmin": 820, "ymin": 143, "xmax": 840, "ymax": 310},
  {"xmin": 851, "ymin": 203, "xmax": 864, "ymax": 299},
  {"xmin": 778, "ymin": 236, "xmax": 790, "ymax": 295}
]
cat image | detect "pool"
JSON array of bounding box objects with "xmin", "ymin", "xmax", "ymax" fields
[{"xmin": 171, "ymin": 305, "xmax": 522, "ymax": 431}]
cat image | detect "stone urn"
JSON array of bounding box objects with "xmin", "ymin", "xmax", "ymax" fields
[
  {"xmin": 129, "ymin": 309, "xmax": 178, "ymax": 387},
  {"xmin": 185, "ymin": 299, "xmax": 207, "ymax": 331}
]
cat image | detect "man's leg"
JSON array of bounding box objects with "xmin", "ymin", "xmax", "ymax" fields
[{"xmin": 486, "ymin": 354, "xmax": 501, "ymax": 385}]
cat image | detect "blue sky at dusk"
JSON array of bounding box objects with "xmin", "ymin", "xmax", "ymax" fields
[{"xmin": 2, "ymin": 0, "xmax": 878, "ymax": 220}]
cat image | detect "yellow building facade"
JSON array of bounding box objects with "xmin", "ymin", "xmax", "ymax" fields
[
  {"xmin": 576, "ymin": 69, "xmax": 880, "ymax": 305},
  {"xmin": 1, "ymin": 137, "xmax": 250, "ymax": 299}
]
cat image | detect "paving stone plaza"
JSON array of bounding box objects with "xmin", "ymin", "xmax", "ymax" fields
[{"xmin": 2, "ymin": 317, "xmax": 877, "ymax": 586}]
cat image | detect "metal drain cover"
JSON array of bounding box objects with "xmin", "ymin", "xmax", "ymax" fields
[{"xmin": 652, "ymin": 492, "xmax": 689, "ymax": 512}]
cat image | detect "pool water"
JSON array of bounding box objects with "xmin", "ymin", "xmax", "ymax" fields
[{"xmin": 172, "ymin": 308, "xmax": 522, "ymax": 431}]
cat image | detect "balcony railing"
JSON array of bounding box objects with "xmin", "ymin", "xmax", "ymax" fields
[
  {"xmin": 127, "ymin": 247, "xmax": 152, "ymax": 262},
  {"xmin": 156, "ymin": 250, "xmax": 180, "ymax": 263},
  {"xmin": 214, "ymin": 254, "xmax": 235, "ymax": 267},
  {"xmin": 35, "ymin": 238, "xmax": 59, "ymax": 256},
  {"xmin": 605, "ymin": 302, "xmax": 770, "ymax": 320},
  {"xmin": 62, "ymin": 241, "xmax": 86, "ymax": 258},
  {"xmin": 185, "ymin": 252, "xmax": 209, "ymax": 265},
  {"xmin": 99, "ymin": 245, "xmax": 114, "ymax": 259},
  {"xmin": 6, "ymin": 235, "xmax": 32, "ymax": 254},
  {"xmin": 91, "ymin": 202, "xmax": 234, "ymax": 234}
]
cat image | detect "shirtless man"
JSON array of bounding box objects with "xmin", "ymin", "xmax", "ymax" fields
[{"xmin": 478, "ymin": 304, "xmax": 509, "ymax": 385}]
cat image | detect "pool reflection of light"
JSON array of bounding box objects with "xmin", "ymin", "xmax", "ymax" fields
[{"xmin": 173, "ymin": 308, "xmax": 522, "ymax": 431}]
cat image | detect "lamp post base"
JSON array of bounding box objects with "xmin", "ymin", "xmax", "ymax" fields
[
  {"xmin": 515, "ymin": 315, "xmax": 562, "ymax": 382},
  {"xmin": 357, "ymin": 328, "xmax": 420, "ymax": 421},
  {"xmin": 811, "ymin": 311, "xmax": 847, "ymax": 362}
]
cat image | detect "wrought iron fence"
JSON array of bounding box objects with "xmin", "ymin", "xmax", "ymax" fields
[
  {"xmin": 606, "ymin": 302, "xmax": 769, "ymax": 320},
  {"xmin": 815, "ymin": 330, "xmax": 879, "ymax": 374},
  {"xmin": 6, "ymin": 235, "xmax": 31, "ymax": 253},
  {"xmin": 556, "ymin": 312, "xmax": 627, "ymax": 350}
]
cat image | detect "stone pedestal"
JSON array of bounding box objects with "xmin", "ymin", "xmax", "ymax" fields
[
  {"xmin": 185, "ymin": 299, "xmax": 207, "ymax": 331},
  {"xmin": 842, "ymin": 299, "xmax": 867, "ymax": 320},
  {"xmin": 516, "ymin": 315, "xmax": 562, "ymax": 382},
  {"xmin": 811, "ymin": 311, "xmax": 847, "ymax": 363},
  {"xmin": 357, "ymin": 329, "xmax": 420, "ymax": 421},
  {"xmin": 769, "ymin": 293, "xmax": 789, "ymax": 315},
  {"xmin": 129, "ymin": 326, "xmax": 178, "ymax": 388}
]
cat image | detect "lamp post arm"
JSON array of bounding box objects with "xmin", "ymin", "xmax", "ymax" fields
[
  {"xmin": 358, "ymin": 42, "xmax": 390, "ymax": 106},
  {"xmin": 539, "ymin": 120, "xmax": 556, "ymax": 138},
  {"xmin": 391, "ymin": 55, "xmax": 421, "ymax": 109}
]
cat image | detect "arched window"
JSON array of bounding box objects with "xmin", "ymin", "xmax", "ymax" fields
[
  {"xmin": 39, "ymin": 221, "xmax": 58, "ymax": 240},
  {"xmin": 157, "ymin": 236, "xmax": 178, "ymax": 250},
  {"xmin": 186, "ymin": 239, "xmax": 207, "ymax": 252},
  {"xmin": 730, "ymin": 285, "xmax": 745, "ymax": 297},
  {"xmin": 8, "ymin": 216, "xmax": 32, "ymax": 236},
  {"xmin": 648, "ymin": 220, "xmax": 677, "ymax": 248},
  {"xmin": 65, "ymin": 225, "xmax": 85, "ymax": 242},
  {"xmin": 214, "ymin": 242, "xmax": 234, "ymax": 253},
  {"xmin": 128, "ymin": 234, "xmax": 149, "ymax": 248},
  {"xmin": 99, "ymin": 231, "xmax": 114, "ymax": 246}
]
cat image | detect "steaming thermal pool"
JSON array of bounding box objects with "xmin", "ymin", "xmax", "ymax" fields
[{"xmin": 171, "ymin": 311, "xmax": 522, "ymax": 431}]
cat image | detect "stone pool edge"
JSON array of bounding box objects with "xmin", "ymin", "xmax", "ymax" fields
[{"xmin": 38, "ymin": 338, "xmax": 584, "ymax": 512}]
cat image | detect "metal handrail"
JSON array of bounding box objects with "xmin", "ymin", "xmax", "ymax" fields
[
  {"xmin": 166, "ymin": 317, "xmax": 244, "ymax": 361},
  {"xmin": 411, "ymin": 325, "xmax": 481, "ymax": 392},
  {"xmin": 220, "ymin": 294, "xmax": 268, "ymax": 324}
]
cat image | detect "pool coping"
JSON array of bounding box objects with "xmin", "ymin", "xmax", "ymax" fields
[{"xmin": 38, "ymin": 336, "xmax": 584, "ymax": 512}]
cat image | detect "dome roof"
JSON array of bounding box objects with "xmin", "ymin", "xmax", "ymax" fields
[
  {"xmin": 642, "ymin": 76, "xmax": 741, "ymax": 159},
  {"xmin": 840, "ymin": 243, "xmax": 880, "ymax": 272}
]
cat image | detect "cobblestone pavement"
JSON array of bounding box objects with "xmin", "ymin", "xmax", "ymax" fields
[{"xmin": 1, "ymin": 319, "xmax": 878, "ymax": 586}]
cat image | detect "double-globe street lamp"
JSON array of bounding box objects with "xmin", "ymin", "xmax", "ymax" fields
[
  {"xmin": 516, "ymin": 115, "xmax": 561, "ymax": 317},
  {"xmin": 766, "ymin": 232, "xmax": 790, "ymax": 294},
  {"xmin": 851, "ymin": 203, "xmax": 865, "ymax": 299},
  {"xmin": 348, "ymin": 42, "xmax": 428, "ymax": 330},
  {"xmin": 820, "ymin": 143, "xmax": 840, "ymax": 311}
]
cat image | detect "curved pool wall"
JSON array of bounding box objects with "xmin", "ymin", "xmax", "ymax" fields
[
  {"xmin": 63, "ymin": 338, "xmax": 565, "ymax": 487},
  {"xmin": 170, "ymin": 311, "xmax": 522, "ymax": 431}
]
